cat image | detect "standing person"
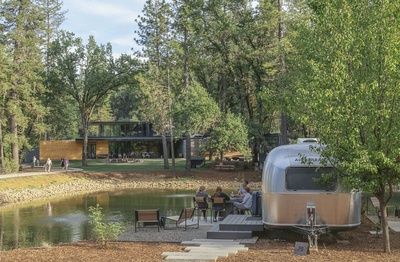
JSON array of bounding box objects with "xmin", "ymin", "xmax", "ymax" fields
[
  {"xmin": 195, "ymin": 186, "xmax": 210, "ymax": 220},
  {"xmin": 45, "ymin": 158, "xmax": 52, "ymax": 173},
  {"xmin": 233, "ymin": 186, "xmax": 252, "ymax": 214},
  {"xmin": 32, "ymin": 156, "xmax": 37, "ymax": 167},
  {"xmin": 60, "ymin": 158, "xmax": 65, "ymax": 171},
  {"xmin": 211, "ymin": 186, "xmax": 230, "ymax": 222},
  {"xmin": 64, "ymin": 158, "xmax": 69, "ymax": 172}
]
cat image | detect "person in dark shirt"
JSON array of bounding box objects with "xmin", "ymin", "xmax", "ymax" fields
[
  {"xmin": 195, "ymin": 186, "xmax": 210, "ymax": 220},
  {"xmin": 211, "ymin": 186, "xmax": 230, "ymax": 222}
]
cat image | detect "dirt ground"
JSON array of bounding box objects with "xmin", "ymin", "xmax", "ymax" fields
[{"xmin": 1, "ymin": 170, "xmax": 400, "ymax": 261}]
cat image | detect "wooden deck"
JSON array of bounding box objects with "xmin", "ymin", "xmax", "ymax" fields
[{"xmin": 207, "ymin": 214, "xmax": 263, "ymax": 239}]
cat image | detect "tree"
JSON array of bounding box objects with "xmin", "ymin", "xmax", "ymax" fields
[
  {"xmin": 0, "ymin": 43, "xmax": 12, "ymax": 170},
  {"xmin": 48, "ymin": 32, "xmax": 139, "ymax": 166},
  {"xmin": 291, "ymin": 0, "xmax": 400, "ymax": 253},
  {"xmin": 173, "ymin": 80, "xmax": 220, "ymax": 155},
  {"xmin": 0, "ymin": 0, "xmax": 47, "ymax": 170},
  {"xmin": 205, "ymin": 111, "xmax": 251, "ymax": 160},
  {"xmin": 88, "ymin": 204, "xmax": 123, "ymax": 249},
  {"xmin": 39, "ymin": 0, "xmax": 77, "ymax": 141},
  {"xmin": 109, "ymin": 87, "xmax": 140, "ymax": 121},
  {"xmin": 171, "ymin": 0, "xmax": 194, "ymax": 176},
  {"xmin": 135, "ymin": 0, "xmax": 176, "ymax": 172},
  {"xmin": 189, "ymin": 0, "xmax": 283, "ymax": 163}
]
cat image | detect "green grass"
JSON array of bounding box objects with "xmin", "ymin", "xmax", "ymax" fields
[
  {"xmin": 0, "ymin": 175, "xmax": 82, "ymax": 191},
  {"xmin": 69, "ymin": 158, "xmax": 213, "ymax": 173}
]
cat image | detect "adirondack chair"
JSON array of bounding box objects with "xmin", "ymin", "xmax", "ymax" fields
[{"xmin": 165, "ymin": 207, "xmax": 198, "ymax": 230}]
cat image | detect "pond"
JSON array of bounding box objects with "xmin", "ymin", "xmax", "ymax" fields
[{"xmin": 0, "ymin": 188, "xmax": 229, "ymax": 250}]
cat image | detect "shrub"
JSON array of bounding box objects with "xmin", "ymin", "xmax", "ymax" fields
[{"xmin": 88, "ymin": 204, "xmax": 123, "ymax": 248}]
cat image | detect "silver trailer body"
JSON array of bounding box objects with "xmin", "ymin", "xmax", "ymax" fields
[{"xmin": 262, "ymin": 143, "xmax": 361, "ymax": 231}]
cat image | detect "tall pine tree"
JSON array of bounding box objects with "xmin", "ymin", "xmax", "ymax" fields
[{"xmin": 0, "ymin": 0, "xmax": 46, "ymax": 171}]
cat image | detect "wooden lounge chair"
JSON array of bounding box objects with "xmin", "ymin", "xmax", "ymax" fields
[
  {"xmin": 134, "ymin": 209, "xmax": 161, "ymax": 232},
  {"xmin": 165, "ymin": 207, "xmax": 198, "ymax": 230}
]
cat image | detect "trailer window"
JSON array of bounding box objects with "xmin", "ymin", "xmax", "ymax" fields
[{"xmin": 286, "ymin": 167, "xmax": 337, "ymax": 191}]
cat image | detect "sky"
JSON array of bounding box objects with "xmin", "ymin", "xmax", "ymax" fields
[{"xmin": 61, "ymin": 0, "xmax": 147, "ymax": 57}]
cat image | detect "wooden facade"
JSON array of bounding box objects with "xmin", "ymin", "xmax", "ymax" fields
[{"xmin": 39, "ymin": 140, "xmax": 83, "ymax": 160}]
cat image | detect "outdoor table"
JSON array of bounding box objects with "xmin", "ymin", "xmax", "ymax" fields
[{"xmin": 208, "ymin": 199, "xmax": 240, "ymax": 220}]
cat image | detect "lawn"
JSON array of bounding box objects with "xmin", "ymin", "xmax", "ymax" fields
[{"xmin": 69, "ymin": 158, "xmax": 212, "ymax": 173}]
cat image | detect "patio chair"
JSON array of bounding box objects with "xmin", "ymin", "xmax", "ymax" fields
[
  {"xmin": 165, "ymin": 207, "xmax": 198, "ymax": 230},
  {"xmin": 134, "ymin": 209, "xmax": 161, "ymax": 232},
  {"xmin": 211, "ymin": 197, "xmax": 226, "ymax": 223},
  {"xmin": 193, "ymin": 196, "xmax": 210, "ymax": 222}
]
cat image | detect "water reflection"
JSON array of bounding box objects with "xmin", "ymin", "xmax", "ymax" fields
[{"xmin": 0, "ymin": 188, "xmax": 203, "ymax": 250}]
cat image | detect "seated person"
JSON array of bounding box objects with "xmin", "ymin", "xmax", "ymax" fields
[
  {"xmin": 211, "ymin": 186, "xmax": 230, "ymax": 222},
  {"xmin": 231, "ymin": 180, "xmax": 249, "ymax": 202},
  {"xmin": 233, "ymin": 186, "xmax": 252, "ymax": 214},
  {"xmin": 195, "ymin": 186, "xmax": 210, "ymax": 220}
]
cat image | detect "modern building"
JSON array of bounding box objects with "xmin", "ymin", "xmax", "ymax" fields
[{"xmin": 39, "ymin": 121, "xmax": 205, "ymax": 161}]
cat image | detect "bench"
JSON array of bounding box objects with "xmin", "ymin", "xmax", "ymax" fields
[
  {"xmin": 97, "ymin": 154, "xmax": 108, "ymax": 159},
  {"xmin": 134, "ymin": 209, "xmax": 161, "ymax": 232},
  {"xmin": 215, "ymin": 164, "xmax": 235, "ymax": 170}
]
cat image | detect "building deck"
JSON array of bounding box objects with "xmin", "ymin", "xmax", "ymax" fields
[{"xmin": 207, "ymin": 214, "xmax": 263, "ymax": 239}]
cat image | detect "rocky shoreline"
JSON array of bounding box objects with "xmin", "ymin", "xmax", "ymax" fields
[{"xmin": 0, "ymin": 175, "xmax": 262, "ymax": 207}]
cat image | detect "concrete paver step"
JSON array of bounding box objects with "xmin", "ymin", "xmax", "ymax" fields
[
  {"xmin": 190, "ymin": 239, "xmax": 234, "ymax": 242},
  {"xmin": 184, "ymin": 246, "xmax": 247, "ymax": 253},
  {"xmin": 164, "ymin": 256, "xmax": 217, "ymax": 261},
  {"xmin": 162, "ymin": 252, "xmax": 230, "ymax": 257},
  {"xmin": 162, "ymin": 238, "xmax": 248, "ymax": 261},
  {"xmin": 181, "ymin": 240, "xmax": 241, "ymax": 245},
  {"xmin": 163, "ymin": 253, "xmax": 222, "ymax": 261}
]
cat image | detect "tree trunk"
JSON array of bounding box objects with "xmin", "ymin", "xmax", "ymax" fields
[
  {"xmin": 169, "ymin": 121, "xmax": 176, "ymax": 178},
  {"xmin": 220, "ymin": 73, "xmax": 226, "ymax": 113},
  {"xmin": 82, "ymin": 119, "xmax": 88, "ymax": 166},
  {"xmin": 185, "ymin": 133, "xmax": 191, "ymax": 176},
  {"xmin": 183, "ymin": 2, "xmax": 191, "ymax": 177},
  {"xmin": 11, "ymin": 114, "xmax": 19, "ymax": 163},
  {"xmin": 379, "ymin": 202, "xmax": 391, "ymax": 253},
  {"xmin": 162, "ymin": 130, "xmax": 169, "ymax": 169},
  {"xmin": 0, "ymin": 123, "xmax": 4, "ymax": 167},
  {"xmin": 280, "ymin": 112, "xmax": 288, "ymax": 145},
  {"xmin": 277, "ymin": 0, "xmax": 288, "ymax": 146},
  {"xmin": 375, "ymin": 189, "xmax": 392, "ymax": 254}
]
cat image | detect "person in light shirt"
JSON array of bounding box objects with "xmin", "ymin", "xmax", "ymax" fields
[
  {"xmin": 233, "ymin": 186, "xmax": 252, "ymax": 214},
  {"xmin": 231, "ymin": 180, "xmax": 249, "ymax": 202}
]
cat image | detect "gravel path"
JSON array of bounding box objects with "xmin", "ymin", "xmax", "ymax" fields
[{"xmin": 118, "ymin": 218, "xmax": 258, "ymax": 244}]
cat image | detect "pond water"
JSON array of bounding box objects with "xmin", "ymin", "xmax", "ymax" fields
[{"xmin": 0, "ymin": 188, "xmax": 229, "ymax": 250}]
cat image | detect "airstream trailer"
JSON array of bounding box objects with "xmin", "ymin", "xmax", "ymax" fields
[{"xmin": 262, "ymin": 143, "xmax": 362, "ymax": 232}]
